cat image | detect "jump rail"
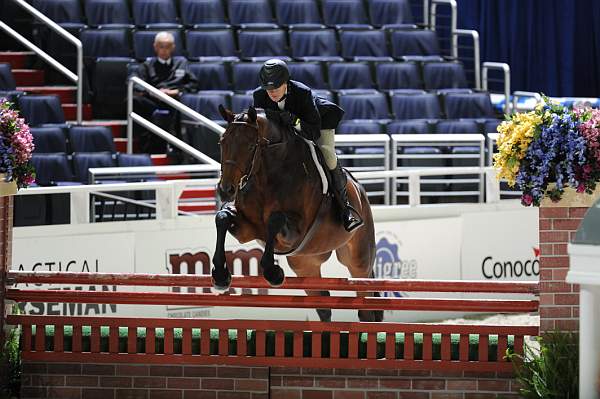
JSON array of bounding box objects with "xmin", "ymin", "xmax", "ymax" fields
[{"xmin": 6, "ymin": 273, "xmax": 539, "ymax": 370}]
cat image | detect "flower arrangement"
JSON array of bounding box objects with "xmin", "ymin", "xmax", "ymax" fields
[
  {"xmin": 493, "ymin": 97, "xmax": 600, "ymax": 206},
  {"xmin": 0, "ymin": 98, "xmax": 35, "ymax": 188}
]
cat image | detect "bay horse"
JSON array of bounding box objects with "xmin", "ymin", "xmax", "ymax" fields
[{"xmin": 212, "ymin": 105, "xmax": 382, "ymax": 322}]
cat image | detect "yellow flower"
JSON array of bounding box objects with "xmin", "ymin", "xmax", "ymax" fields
[{"xmin": 493, "ymin": 111, "xmax": 542, "ymax": 186}]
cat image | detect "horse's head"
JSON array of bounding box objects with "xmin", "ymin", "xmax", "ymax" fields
[{"xmin": 217, "ymin": 105, "xmax": 267, "ymax": 201}]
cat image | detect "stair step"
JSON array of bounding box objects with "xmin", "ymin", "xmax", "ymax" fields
[
  {"xmin": 0, "ymin": 51, "xmax": 34, "ymax": 69},
  {"xmin": 12, "ymin": 69, "xmax": 45, "ymax": 86},
  {"xmin": 151, "ymin": 154, "xmax": 172, "ymax": 166},
  {"xmin": 113, "ymin": 138, "xmax": 127, "ymax": 153},
  {"xmin": 63, "ymin": 103, "xmax": 93, "ymax": 121},
  {"xmin": 18, "ymin": 86, "xmax": 75, "ymax": 103},
  {"xmin": 80, "ymin": 120, "xmax": 126, "ymax": 138}
]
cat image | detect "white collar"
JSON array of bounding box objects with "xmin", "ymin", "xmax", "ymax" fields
[{"xmin": 157, "ymin": 57, "xmax": 171, "ymax": 65}]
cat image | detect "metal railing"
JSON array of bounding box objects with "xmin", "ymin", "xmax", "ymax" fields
[
  {"xmin": 512, "ymin": 91, "xmax": 543, "ymax": 112},
  {"xmin": 0, "ymin": 0, "xmax": 83, "ymax": 123},
  {"xmin": 482, "ymin": 62, "xmax": 511, "ymax": 115},
  {"xmin": 454, "ymin": 29, "xmax": 481, "ymax": 89},
  {"xmin": 127, "ymin": 76, "xmax": 225, "ymax": 163},
  {"xmin": 486, "ymin": 133, "xmax": 521, "ymax": 199},
  {"xmin": 430, "ymin": 0, "xmax": 457, "ymax": 59},
  {"xmin": 391, "ymin": 134, "xmax": 486, "ymax": 204}
]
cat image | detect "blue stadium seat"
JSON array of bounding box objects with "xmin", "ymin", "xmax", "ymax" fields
[
  {"xmin": 337, "ymin": 90, "xmax": 390, "ymax": 120},
  {"xmin": 72, "ymin": 152, "xmax": 117, "ymax": 183},
  {"xmin": 32, "ymin": 0, "xmax": 84, "ymax": 25},
  {"xmin": 443, "ymin": 93, "xmax": 495, "ymax": 119},
  {"xmin": 31, "ymin": 153, "xmax": 76, "ymax": 185},
  {"xmin": 390, "ymin": 91, "xmax": 441, "ymax": 119},
  {"xmin": 180, "ymin": 0, "xmax": 227, "ymax": 27},
  {"xmin": 387, "ymin": 119, "xmax": 430, "ymax": 134},
  {"xmin": 181, "ymin": 91, "xmax": 233, "ymax": 121},
  {"xmin": 337, "ymin": 119, "xmax": 383, "ymax": 134},
  {"xmin": 84, "ymin": 0, "xmax": 132, "ymax": 26},
  {"xmin": 435, "ymin": 119, "xmax": 479, "ymax": 134},
  {"xmin": 232, "ymin": 93, "xmax": 254, "ymax": 113},
  {"xmin": 328, "ymin": 62, "xmax": 374, "ymax": 90},
  {"xmin": 288, "ymin": 62, "xmax": 327, "ymax": 89},
  {"xmin": 375, "ymin": 62, "xmax": 422, "ymax": 90},
  {"xmin": 0, "ymin": 63, "xmax": 16, "ymax": 90},
  {"xmin": 339, "ymin": 29, "xmax": 392, "ymax": 61},
  {"xmin": 237, "ymin": 29, "xmax": 290, "ymax": 61},
  {"xmin": 118, "ymin": 153, "xmax": 153, "ymax": 166},
  {"xmin": 484, "ymin": 119, "xmax": 502, "ymax": 134},
  {"xmin": 189, "ymin": 62, "xmax": 230, "ymax": 91},
  {"xmin": 228, "ymin": 0, "xmax": 276, "ymax": 26},
  {"xmin": 289, "ymin": 28, "xmax": 342, "ymax": 61},
  {"xmin": 92, "ymin": 57, "xmax": 136, "ymax": 118},
  {"xmin": 31, "ymin": 127, "xmax": 68, "ymax": 153},
  {"xmin": 423, "ymin": 62, "xmax": 468, "ymax": 90},
  {"xmin": 69, "ymin": 126, "xmax": 116, "ymax": 153},
  {"xmin": 185, "ymin": 29, "xmax": 239, "ymax": 61},
  {"xmin": 0, "ymin": 90, "xmax": 23, "ymax": 105},
  {"xmin": 81, "ymin": 28, "xmax": 131, "ymax": 58},
  {"xmin": 231, "ymin": 62, "xmax": 262, "ymax": 92},
  {"xmin": 131, "ymin": 0, "xmax": 179, "ymax": 26},
  {"xmin": 368, "ymin": 0, "xmax": 413, "ymax": 27},
  {"xmin": 391, "ymin": 29, "xmax": 441, "ymax": 59},
  {"xmin": 313, "ymin": 90, "xmax": 334, "ymax": 102},
  {"xmin": 133, "ymin": 29, "xmax": 184, "ymax": 60},
  {"xmin": 276, "ymin": 0, "xmax": 322, "ymax": 26},
  {"xmin": 322, "ymin": 0, "xmax": 370, "ymax": 27},
  {"xmin": 18, "ymin": 95, "xmax": 66, "ymax": 126}
]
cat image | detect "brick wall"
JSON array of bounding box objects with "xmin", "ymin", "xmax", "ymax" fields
[
  {"xmin": 21, "ymin": 363, "xmax": 269, "ymax": 399},
  {"xmin": 21, "ymin": 363, "xmax": 520, "ymax": 399},
  {"xmin": 0, "ymin": 196, "xmax": 13, "ymax": 345},
  {"xmin": 270, "ymin": 367, "xmax": 519, "ymax": 399},
  {"xmin": 538, "ymin": 206, "xmax": 586, "ymax": 332}
]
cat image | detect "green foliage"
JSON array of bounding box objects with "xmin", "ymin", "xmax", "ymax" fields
[
  {"xmin": 0, "ymin": 307, "xmax": 21, "ymax": 399},
  {"xmin": 507, "ymin": 330, "xmax": 578, "ymax": 399}
]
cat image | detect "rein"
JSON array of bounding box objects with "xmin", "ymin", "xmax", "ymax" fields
[{"xmin": 225, "ymin": 120, "xmax": 270, "ymax": 194}]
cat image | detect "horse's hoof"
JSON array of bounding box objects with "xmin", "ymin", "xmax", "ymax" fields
[
  {"xmin": 211, "ymin": 267, "xmax": 232, "ymax": 293},
  {"xmin": 263, "ymin": 265, "xmax": 285, "ymax": 287}
]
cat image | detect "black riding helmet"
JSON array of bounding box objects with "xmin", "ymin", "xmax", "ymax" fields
[{"xmin": 259, "ymin": 59, "xmax": 290, "ymax": 90}]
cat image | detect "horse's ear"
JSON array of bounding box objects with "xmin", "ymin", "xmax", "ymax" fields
[
  {"xmin": 247, "ymin": 106, "xmax": 257, "ymax": 123},
  {"xmin": 218, "ymin": 104, "xmax": 234, "ymax": 123}
]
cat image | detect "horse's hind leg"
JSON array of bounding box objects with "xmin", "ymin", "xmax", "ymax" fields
[
  {"xmin": 336, "ymin": 233, "xmax": 383, "ymax": 322},
  {"xmin": 260, "ymin": 212, "xmax": 287, "ymax": 287},
  {"xmin": 287, "ymin": 253, "xmax": 333, "ymax": 322}
]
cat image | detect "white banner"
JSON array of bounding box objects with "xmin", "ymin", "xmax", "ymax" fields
[{"xmin": 10, "ymin": 203, "xmax": 537, "ymax": 322}]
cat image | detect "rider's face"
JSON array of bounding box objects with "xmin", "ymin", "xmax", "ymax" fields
[{"xmin": 266, "ymin": 83, "xmax": 287, "ymax": 102}]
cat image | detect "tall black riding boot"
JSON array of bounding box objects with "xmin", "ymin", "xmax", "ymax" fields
[{"xmin": 330, "ymin": 164, "xmax": 363, "ymax": 232}]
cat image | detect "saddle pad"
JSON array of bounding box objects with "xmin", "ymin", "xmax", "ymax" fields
[{"xmin": 301, "ymin": 137, "xmax": 328, "ymax": 195}]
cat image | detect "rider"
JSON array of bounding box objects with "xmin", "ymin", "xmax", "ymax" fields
[{"xmin": 253, "ymin": 59, "xmax": 362, "ymax": 232}]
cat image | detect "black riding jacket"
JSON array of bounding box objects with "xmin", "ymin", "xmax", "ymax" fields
[
  {"xmin": 253, "ymin": 80, "xmax": 322, "ymax": 141},
  {"xmin": 138, "ymin": 56, "xmax": 198, "ymax": 93}
]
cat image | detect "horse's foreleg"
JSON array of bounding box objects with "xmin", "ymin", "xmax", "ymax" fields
[
  {"xmin": 211, "ymin": 207, "xmax": 235, "ymax": 291},
  {"xmin": 260, "ymin": 212, "xmax": 286, "ymax": 287}
]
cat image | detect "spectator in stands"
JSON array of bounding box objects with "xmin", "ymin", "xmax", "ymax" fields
[
  {"xmin": 134, "ymin": 31, "xmax": 198, "ymax": 154},
  {"xmin": 253, "ymin": 59, "xmax": 362, "ymax": 232}
]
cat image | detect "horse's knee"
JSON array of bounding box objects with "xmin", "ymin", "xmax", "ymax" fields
[{"xmin": 215, "ymin": 209, "xmax": 233, "ymax": 229}]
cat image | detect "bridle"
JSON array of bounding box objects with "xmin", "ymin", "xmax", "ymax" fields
[{"xmin": 220, "ymin": 115, "xmax": 270, "ymax": 193}]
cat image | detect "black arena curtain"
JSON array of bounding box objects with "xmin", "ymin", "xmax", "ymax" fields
[{"xmin": 457, "ymin": 0, "xmax": 600, "ymax": 97}]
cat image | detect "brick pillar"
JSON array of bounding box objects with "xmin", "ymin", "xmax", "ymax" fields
[
  {"xmin": 539, "ymin": 205, "xmax": 587, "ymax": 333},
  {"xmin": 0, "ymin": 195, "xmax": 13, "ymax": 346}
]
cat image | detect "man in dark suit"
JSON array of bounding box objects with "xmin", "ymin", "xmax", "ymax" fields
[
  {"xmin": 253, "ymin": 59, "xmax": 362, "ymax": 232},
  {"xmin": 134, "ymin": 31, "xmax": 198, "ymax": 154}
]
